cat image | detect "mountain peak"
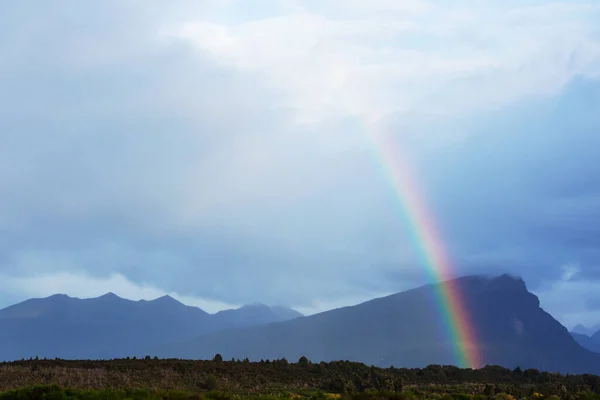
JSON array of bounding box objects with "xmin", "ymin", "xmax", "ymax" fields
[
  {"xmin": 46, "ymin": 293, "xmax": 71, "ymax": 300},
  {"xmin": 97, "ymin": 292, "xmax": 123, "ymax": 300},
  {"xmin": 573, "ymin": 324, "xmax": 591, "ymax": 335},
  {"xmin": 459, "ymin": 272, "xmax": 524, "ymax": 284},
  {"xmin": 453, "ymin": 273, "xmax": 528, "ymax": 294},
  {"xmin": 151, "ymin": 295, "xmax": 183, "ymax": 305},
  {"xmin": 489, "ymin": 273, "xmax": 529, "ymax": 294},
  {"xmin": 494, "ymin": 273, "xmax": 526, "ymax": 284}
]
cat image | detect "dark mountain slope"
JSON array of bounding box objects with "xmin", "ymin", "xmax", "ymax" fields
[
  {"xmin": 160, "ymin": 275, "xmax": 600, "ymax": 374},
  {"xmin": 0, "ymin": 294, "xmax": 301, "ymax": 361}
]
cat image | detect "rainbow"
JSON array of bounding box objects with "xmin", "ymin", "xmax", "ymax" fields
[{"xmin": 364, "ymin": 122, "xmax": 482, "ymax": 369}]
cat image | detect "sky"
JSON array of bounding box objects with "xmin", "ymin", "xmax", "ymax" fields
[{"xmin": 0, "ymin": 0, "xmax": 599, "ymax": 329}]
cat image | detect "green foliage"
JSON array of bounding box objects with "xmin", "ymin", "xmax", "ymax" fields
[
  {"xmin": 298, "ymin": 357, "xmax": 309, "ymax": 367},
  {"xmin": 205, "ymin": 376, "xmax": 218, "ymax": 391},
  {"xmin": 2, "ymin": 359, "xmax": 600, "ymax": 399}
]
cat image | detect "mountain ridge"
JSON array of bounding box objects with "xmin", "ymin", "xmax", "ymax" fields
[
  {"xmin": 157, "ymin": 274, "xmax": 600, "ymax": 374},
  {"xmin": 0, "ymin": 292, "xmax": 302, "ymax": 361},
  {"xmin": 2, "ymin": 274, "xmax": 599, "ymax": 374},
  {"xmin": 0, "ymin": 292, "xmax": 303, "ymax": 316}
]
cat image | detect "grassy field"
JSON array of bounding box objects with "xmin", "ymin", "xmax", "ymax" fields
[{"xmin": 1, "ymin": 358, "xmax": 599, "ymax": 400}]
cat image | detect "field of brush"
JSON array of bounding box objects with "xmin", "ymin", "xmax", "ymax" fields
[{"xmin": 1, "ymin": 359, "xmax": 599, "ymax": 400}]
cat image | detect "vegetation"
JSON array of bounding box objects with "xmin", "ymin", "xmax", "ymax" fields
[{"xmin": 1, "ymin": 357, "xmax": 600, "ymax": 399}]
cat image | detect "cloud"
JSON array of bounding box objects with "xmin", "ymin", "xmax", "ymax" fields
[
  {"xmin": 561, "ymin": 264, "xmax": 581, "ymax": 282},
  {"xmin": 168, "ymin": 1, "xmax": 600, "ymax": 121},
  {"xmin": 0, "ymin": 0, "xmax": 599, "ymax": 326},
  {"xmin": 535, "ymin": 265, "xmax": 600, "ymax": 330}
]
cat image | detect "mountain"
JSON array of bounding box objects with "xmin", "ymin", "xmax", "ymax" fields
[
  {"xmin": 159, "ymin": 274, "xmax": 600, "ymax": 374},
  {"xmin": 572, "ymin": 332, "xmax": 594, "ymax": 349},
  {"xmin": 571, "ymin": 330, "xmax": 600, "ymax": 353},
  {"xmin": 213, "ymin": 303, "xmax": 303, "ymax": 330},
  {"xmin": 572, "ymin": 324, "xmax": 598, "ymax": 336},
  {"xmin": 0, "ymin": 293, "xmax": 302, "ymax": 361}
]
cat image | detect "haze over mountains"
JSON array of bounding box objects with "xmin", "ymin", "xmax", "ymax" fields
[{"xmin": 1, "ymin": 274, "xmax": 600, "ymax": 375}]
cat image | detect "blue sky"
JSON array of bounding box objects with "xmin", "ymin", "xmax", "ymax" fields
[{"xmin": 0, "ymin": 0, "xmax": 599, "ymax": 329}]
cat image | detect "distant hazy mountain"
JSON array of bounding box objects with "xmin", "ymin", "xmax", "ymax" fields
[
  {"xmin": 0, "ymin": 293, "xmax": 302, "ymax": 361},
  {"xmin": 571, "ymin": 330, "xmax": 600, "ymax": 353},
  {"xmin": 572, "ymin": 324, "xmax": 600, "ymax": 336},
  {"xmin": 159, "ymin": 274, "xmax": 600, "ymax": 374},
  {"xmin": 213, "ymin": 303, "xmax": 303, "ymax": 330}
]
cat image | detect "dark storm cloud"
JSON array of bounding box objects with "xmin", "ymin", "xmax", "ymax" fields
[{"xmin": 399, "ymin": 76, "xmax": 600, "ymax": 291}]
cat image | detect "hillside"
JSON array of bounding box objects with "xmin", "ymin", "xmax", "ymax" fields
[{"xmin": 159, "ymin": 275, "xmax": 600, "ymax": 374}]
